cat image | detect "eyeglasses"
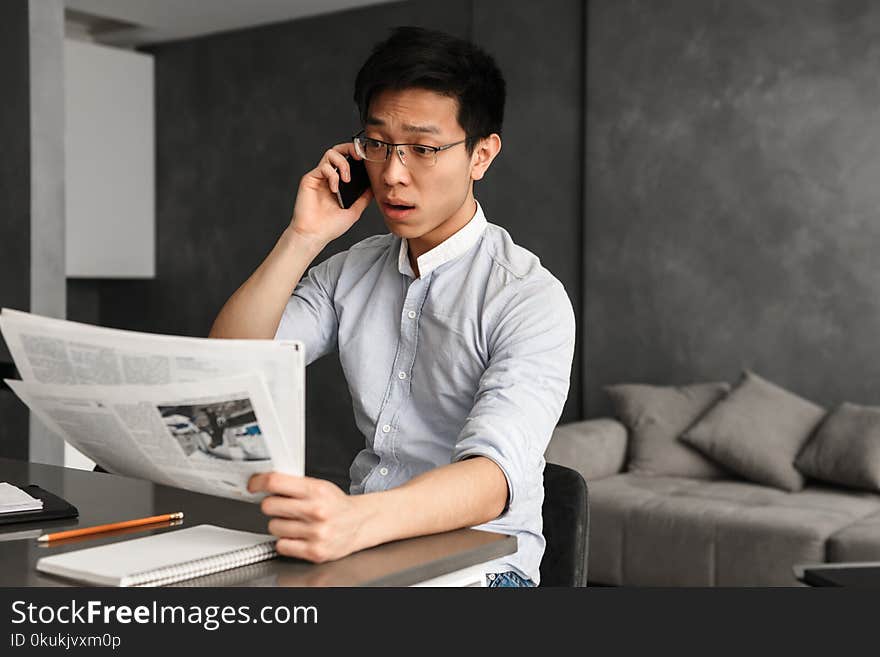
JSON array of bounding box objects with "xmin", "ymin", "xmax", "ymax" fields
[{"xmin": 352, "ymin": 130, "xmax": 467, "ymax": 169}]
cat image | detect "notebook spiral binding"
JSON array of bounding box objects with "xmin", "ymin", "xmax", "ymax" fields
[
  {"xmin": 174, "ymin": 560, "xmax": 278, "ymax": 587},
  {"xmin": 121, "ymin": 540, "xmax": 277, "ymax": 587}
]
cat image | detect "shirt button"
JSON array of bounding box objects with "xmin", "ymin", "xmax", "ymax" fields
[
  {"xmin": 407, "ymin": 310, "xmax": 417, "ymax": 319},
  {"xmin": 398, "ymin": 371, "xmax": 407, "ymax": 380},
  {"xmin": 382, "ymin": 424, "xmax": 391, "ymax": 433},
  {"xmin": 488, "ymin": 573, "xmax": 496, "ymax": 581},
  {"xmin": 379, "ymin": 467, "xmax": 389, "ymax": 476}
]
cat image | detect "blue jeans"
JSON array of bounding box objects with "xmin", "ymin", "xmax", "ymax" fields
[{"xmin": 487, "ymin": 571, "xmax": 536, "ymax": 587}]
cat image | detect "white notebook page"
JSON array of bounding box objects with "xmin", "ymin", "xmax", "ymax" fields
[
  {"xmin": 36, "ymin": 525, "xmax": 276, "ymax": 586},
  {"xmin": 0, "ymin": 482, "xmax": 43, "ymax": 513}
]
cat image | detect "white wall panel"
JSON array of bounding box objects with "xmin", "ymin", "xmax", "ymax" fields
[{"xmin": 65, "ymin": 39, "xmax": 154, "ymax": 278}]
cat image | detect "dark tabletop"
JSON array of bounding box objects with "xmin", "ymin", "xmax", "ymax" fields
[
  {"xmin": 799, "ymin": 565, "xmax": 880, "ymax": 587},
  {"xmin": 0, "ymin": 458, "xmax": 516, "ymax": 587}
]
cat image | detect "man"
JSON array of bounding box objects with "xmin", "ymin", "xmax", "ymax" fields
[
  {"xmin": 203, "ymin": 408, "xmax": 226, "ymax": 449},
  {"xmin": 209, "ymin": 26, "xmax": 575, "ymax": 587}
]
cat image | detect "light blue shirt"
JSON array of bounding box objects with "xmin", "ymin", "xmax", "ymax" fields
[{"xmin": 275, "ymin": 201, "xmax": 575, "ymax": 584}]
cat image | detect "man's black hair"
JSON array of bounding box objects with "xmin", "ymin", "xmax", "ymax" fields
[{"xmin": 354, "ymin": 26, "xmax": 506, "ymax": 153}]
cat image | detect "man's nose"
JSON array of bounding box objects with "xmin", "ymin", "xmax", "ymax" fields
[{"xmin": 381, "ymin": 147, "xmax": 411, "ymax": 187}]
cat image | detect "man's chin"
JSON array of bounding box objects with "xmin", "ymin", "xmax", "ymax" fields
[{"xmin": 383, "ymin": 217, "xmax": 426, "ymax": 239}]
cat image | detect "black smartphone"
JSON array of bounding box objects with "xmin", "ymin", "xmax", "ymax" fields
[{"xmin": 336, "ymin": 156, "xmax": 371, "ymax": 209}]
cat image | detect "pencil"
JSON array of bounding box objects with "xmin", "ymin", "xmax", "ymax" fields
[{"xmin": 36, "ymin": 512, "xmax": 184, "ymax": 543}]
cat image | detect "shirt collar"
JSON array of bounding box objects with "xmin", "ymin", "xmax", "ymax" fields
[{"xmin": 397, "ymin": 200, "xmax": 488, "ymax": 278}]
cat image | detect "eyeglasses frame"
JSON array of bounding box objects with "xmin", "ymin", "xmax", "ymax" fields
[{"xmin": 352, "ymin": 130, "xmax": 468, "ymax": 168}]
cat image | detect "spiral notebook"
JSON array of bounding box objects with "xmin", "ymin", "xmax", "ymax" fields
[{"xmin": 36, "ymin": 525, "xmax": 277, "ymax": 587}]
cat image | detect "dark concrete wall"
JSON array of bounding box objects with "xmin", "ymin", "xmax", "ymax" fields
[
  {"xmin": 473, "ymin": 0, "xmax": 584, "ymax": 422},
  {"xmin": 0, "ymin": 0, "xmax": 31, "ymax": 354},
  {"xmin": 0, "ymin": 1, "xmax": 31, "ymax": 460},
  {"xmin": 585, "ymin": 0, "xmax": 880, "ymax": 415},
  {"xmin": 95, "ymin": 0, "xmax": 585, "ymax": 485}
]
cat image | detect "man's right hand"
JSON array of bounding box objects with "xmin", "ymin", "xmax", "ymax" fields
[
  {"xmin": 288, "ymin": 142, "xmax": 374, "ymax": 248},
  {"xmin": 209, "ymin": 141, "xmax": 373, "ymax": 340}
]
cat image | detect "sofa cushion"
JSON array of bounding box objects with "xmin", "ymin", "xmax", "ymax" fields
[
  {"xmin": 681, "ymin": 371, "xmax": 826, "ymax": 491},
  {"xmin": 828, "ymin": 510, "xmax": 880, "ymax": 562},
  {"xmin": 546, "ymin": 418, "xmax": 627, "ymax": 481},
  {"xmin": 584, "ymin": 474, "xmax": 703, "ymax": 586},
  {"xmin": 587, "ymin": 473, "xmax": 880, "ymax": 586},
  {"xmin": 712, "ymin": 505, "xmax": 855, "ymax": 586},
  {"xmin": 796, "ymin": 402, "xmax": 880, "ymax": 492},
  {"xmin": 605, "ymin": 382, "xmax": 730, "ymax": 478}
]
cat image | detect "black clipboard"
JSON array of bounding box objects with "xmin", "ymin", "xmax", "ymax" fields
[{"xmin": 0, "ymin": 485, "xmax": 78, "ymax": 526}]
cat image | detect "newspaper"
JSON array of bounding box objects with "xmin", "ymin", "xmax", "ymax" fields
[{"xmin": 0, "ymin": 309, "xmax": 305, "ymax": 502}]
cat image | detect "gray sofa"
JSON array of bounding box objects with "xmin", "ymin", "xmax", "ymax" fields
[{"xmin": 545, "ymin": 418, "xmax": 880, "ymax": 586}]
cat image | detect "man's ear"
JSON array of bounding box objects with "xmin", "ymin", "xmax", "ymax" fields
[{"xmin": 470, "ymin": 134, "xmax": 502, "ymax": 181}]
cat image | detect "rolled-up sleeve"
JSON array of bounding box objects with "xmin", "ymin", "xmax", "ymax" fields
[
  {"xmin": 274, "ymin": 251, "xmax": 346, "ymax": 365},
  {"xmin": 452, "ymin": 277, "xmax": 576, "ymax": 510}
]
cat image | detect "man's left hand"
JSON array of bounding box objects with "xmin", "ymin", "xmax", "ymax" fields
[{"xmin": 248, "ymin": 472, "xmax": 368, "ymax": 563}]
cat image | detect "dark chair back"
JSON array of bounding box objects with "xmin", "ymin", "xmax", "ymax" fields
[{"xmin": 539, "ymin": 462, "xmax": 589, "ymax": 587}]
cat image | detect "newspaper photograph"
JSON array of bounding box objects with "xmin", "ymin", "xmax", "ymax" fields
[
  {"xmin": 4, "ymin": 374, "xmax": 297, "ymax": 502},
  {"xmin": 0, "ymin": 308, "xmax": 304, "ymax": 459},
  {"xmin": 161, "ymin": 398, "xmax": 271, "ymax": 463}
]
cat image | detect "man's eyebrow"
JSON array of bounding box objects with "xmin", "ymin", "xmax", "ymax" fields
[
  {"xmin": 402, "ymin": 123, "xmax": 441, "ymax": 135},
  {"xmin": 365, "ymin": 116, "xmax": 441, "ymax": 135}
]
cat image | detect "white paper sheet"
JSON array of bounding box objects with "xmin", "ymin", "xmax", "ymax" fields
[{"xmin": 1, "ymin": 309, "xmax": 305, "ymax": 501}]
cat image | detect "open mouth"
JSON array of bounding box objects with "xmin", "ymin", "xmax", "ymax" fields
[{"xmin": 382, "ymin": 201, "xmax": 417, "ymax": 218}]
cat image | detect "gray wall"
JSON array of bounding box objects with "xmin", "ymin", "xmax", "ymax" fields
[
  {"xmin": 585, "ymin": 0, "xmax": 880, "ymax": 415},
  {"xmin": 473, "ymin": 0, "xmax": 584, "ymax": 422},
  {"xmin": 27, "ymin": 0, "xmax": 66, "ymax": 465},
  {"xmin": 94, "ymin": 0, "xmax": 584, "ymax": 485}
]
